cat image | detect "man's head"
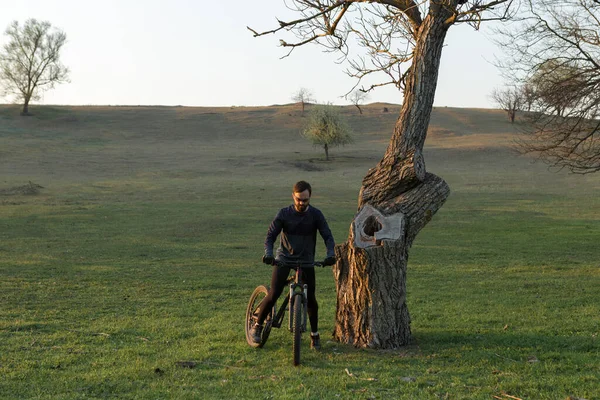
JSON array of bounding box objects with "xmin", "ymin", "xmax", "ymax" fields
[{"xmin": 292, "ymin": 180, "xmax": 312, "ymax": 212}]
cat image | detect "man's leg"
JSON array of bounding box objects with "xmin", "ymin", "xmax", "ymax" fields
[
  {"xmin": 251, "ymin": 264, "xmax": 290, "ymax": 343},
  {"xmin": 303, "ymin": 267, "xmax": 321, "ymax": 350}
]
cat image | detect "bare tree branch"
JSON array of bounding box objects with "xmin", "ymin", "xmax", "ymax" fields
[
  {"xmin": 248, "ymin": 0, "xmax": 513, "ymax": 96},
  {"xmin": 494, "ymin": 0, "xmax": 600, "ymax": 173}
]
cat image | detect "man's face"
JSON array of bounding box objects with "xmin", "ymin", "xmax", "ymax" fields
[{"xmin": 293, "ymin": 189, "xmax": 310, "ymax": 212}]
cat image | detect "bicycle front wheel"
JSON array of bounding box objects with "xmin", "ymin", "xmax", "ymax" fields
[
  {"xmin": 245, "ymin": 285, "xmax": 272, "ymax": 348},
  {"xmin": 292, "ymin": 294, "xmax": 303, "ymax": 366}
]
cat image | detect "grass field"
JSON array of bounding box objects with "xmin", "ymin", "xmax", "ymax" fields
[{"xmin": 1, "ymin": 103, "xmax": 599, "ymax": 399}]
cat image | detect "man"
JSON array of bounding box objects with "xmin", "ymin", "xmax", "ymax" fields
[{"xmin": 250, "ymin": 180, "xmax": 336, "ymax": 350}]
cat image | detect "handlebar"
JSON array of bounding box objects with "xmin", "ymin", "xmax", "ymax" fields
[{"xmin": 272, "ymin": 260, "xmax": 324, "ymax": 268}]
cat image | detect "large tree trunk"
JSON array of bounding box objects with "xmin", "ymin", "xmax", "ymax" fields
[{"xmin": 333, "ymin": 8, "xmax": 452, "ymax": 349}]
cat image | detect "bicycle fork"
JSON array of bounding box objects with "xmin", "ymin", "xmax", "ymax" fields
[{"xmin": 288, "ymin": 283, "xmax": 308, "ymax": 332}]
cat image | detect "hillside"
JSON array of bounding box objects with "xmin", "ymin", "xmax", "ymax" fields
[{"xmin": 1, "ymin": 103, "xmax": 597, "ymax": 199}]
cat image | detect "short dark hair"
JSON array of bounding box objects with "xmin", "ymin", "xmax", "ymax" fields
[{"xmin": 293, "ymin": 180, "xmax": 312, "ymax": 196}]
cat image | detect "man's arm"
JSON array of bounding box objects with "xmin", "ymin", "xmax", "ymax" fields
[
  {"xmin": 316, "ymin": 210, "xmax": 335, "ymax": 258},
  {"xmin": 264, "ymin": 210, "xmax": 284, "ymax": 257}
]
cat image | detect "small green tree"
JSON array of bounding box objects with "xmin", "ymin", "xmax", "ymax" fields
[
  {"xmin": 0, "ymin": 19, "xmax": 69, "ymax": 115},
  {"xmin": 302, "ymin": 104, "xmax": 353, "ymax": 161}
]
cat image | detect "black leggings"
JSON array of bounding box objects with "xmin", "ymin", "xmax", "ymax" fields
[{"xmin": 256, "ymin": 265, "xmax": 319, "ymax": 333}]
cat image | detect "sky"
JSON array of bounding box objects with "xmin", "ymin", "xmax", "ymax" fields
[{"xmin": 0, "ymin": 1, "xmax": 508, "ymax": 108}]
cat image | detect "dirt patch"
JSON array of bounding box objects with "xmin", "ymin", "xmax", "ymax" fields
[{"xmin": 0, "ymin": 182, "xmax": 44, "ymax": 196}]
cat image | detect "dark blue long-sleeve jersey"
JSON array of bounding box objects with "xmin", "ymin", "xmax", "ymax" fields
[{"xmin": 264, "ymin": 205, "xmax": 335, "ymax": 265}]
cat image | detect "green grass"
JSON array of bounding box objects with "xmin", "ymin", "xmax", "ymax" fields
[{"xmin": 0, "ymin": 104, "xmax": 598, "ymax": 399}]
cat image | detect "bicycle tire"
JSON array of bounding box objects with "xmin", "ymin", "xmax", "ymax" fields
[
  {"xmin": 245, "ymin": 285, "xmax": 273, "ymax": 348},
  {"xmin": 292, "ymin": 294, "xmax": 303, "ymax": 366}
]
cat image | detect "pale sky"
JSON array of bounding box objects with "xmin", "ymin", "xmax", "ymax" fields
[{"xmin": 0, "ymin": 1, "xmax": 506, "ymax": 108}]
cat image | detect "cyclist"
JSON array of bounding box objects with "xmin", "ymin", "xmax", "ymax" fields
[{"xmin": 250, "ymin": 180, "xmax": 336, "ymax": 350}]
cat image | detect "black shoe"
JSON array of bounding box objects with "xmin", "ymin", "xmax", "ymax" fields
[
  {"xmin": 310, "ymin": 333, "xmax": 321, "ymax": 350},
  {"xmin": 250, "ymin": 323, "xmax": 263, "ymax": 344}
]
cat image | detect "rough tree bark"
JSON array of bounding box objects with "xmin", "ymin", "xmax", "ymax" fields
[{"xmin": 332, "ymin": 7, "xmax": 452, "ymax": 349}]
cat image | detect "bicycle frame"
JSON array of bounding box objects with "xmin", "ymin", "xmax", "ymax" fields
[
  {"xmin": 269, "ymin": 266, "xmax": 307, "ymax": 333},
  {"xmin": 269, "ymin": 261, "xmax": 320, "ymax": 332},
  {"xmin": 288, "ymin": 271, "xmax": 308, "ymax": 333}
]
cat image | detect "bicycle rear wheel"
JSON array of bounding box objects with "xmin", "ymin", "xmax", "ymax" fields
[
  {"xmin": 245, "ymin": 285, "xmax": 273, "ymax": 348},
  {"xmin": 292, "ymin": 294, "xmax": 303, "ymax": 366}
]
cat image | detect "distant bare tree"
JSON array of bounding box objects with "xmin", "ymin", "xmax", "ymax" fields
[
  {"xmin": 495, "ymin": 0, "xmax": 600, "ymax": 174},
  {"xmin": 492, "ymin": 86, "xmax": 522, "ymax": 123},
  {"xmin": 292, "ymin": 87, "xmax": 315, "ymax": 114},
  {"xmin": 0, "ymin": 19, "xmax": 69, "ymax": 115},
  {"xmin": 347, "ymin": 89, "xmax": 369, "ymax": 114},
  {"xmin": 520, "ymin": 83, "xmax": 535, "ymax": 112},
  {"xmin": 527, "ymin": 60, "xmax": 584, "ymax": 117}
]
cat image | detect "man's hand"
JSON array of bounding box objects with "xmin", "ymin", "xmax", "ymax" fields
[
  {"xmin": 323, "ymin": 256, "xmax": 336, "ymax": 266},
  {"xmin": 262, "ymin": 255, "xmax": 274, "ymax": 265}
]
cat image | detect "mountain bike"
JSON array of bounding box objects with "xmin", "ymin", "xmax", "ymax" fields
[{"xmin": 245, "ymin": 260, "xmax": 323, "ymax": 366}]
